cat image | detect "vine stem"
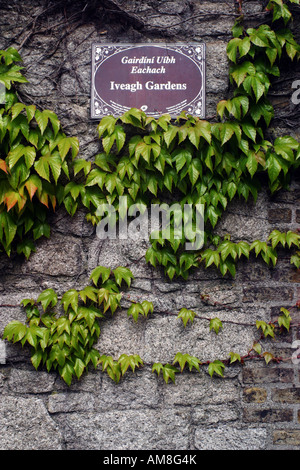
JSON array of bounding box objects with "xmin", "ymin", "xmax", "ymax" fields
[{"xmin": 124, "ymin": 294, "xmax": 300, "ymax": 329}]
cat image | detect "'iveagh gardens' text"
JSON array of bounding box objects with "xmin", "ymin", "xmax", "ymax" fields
[{"xmin": 91, "ymin": 44, "xmax": 205, "ymax": 117}]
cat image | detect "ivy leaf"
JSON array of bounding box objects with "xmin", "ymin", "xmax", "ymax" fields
[
  {"xmin": 79, "ymin": 286, "xmax": 98, "ymax": 304},
  {"xmin": 127, "ymin": 303, "xmax": 145, "ymax": 322},
  {"xmin": 227, "ymin": 38, "xmax": 242, "ymax": 63},
  {"xmin": 98, "ymin": 355, "xmax": 121, "ymax": 383},
  {"xmin": 73, "ymin": 358, "xmax": 86, "ymax": 380},
  {"xmin": 57, "ymin": 136, "xmax": 79, "ymax": 160},
  {"xmin": 97, "ymin": 115, "xmax": 116, "ymax": 137},
  {"xmin": 291, "ymin": 253, "xmax": 300, "ymax": 269},
  {"xmin": 152, "ymin": 363, "xmax": 179, "ymax": 384},
  {"xmin": 34, "ymin": 153, "xmax": 62, "ymax": 183},
  {"xmin": 118, "ymin": 354, "xmax": 143, "ymax": 375},
  {"xmin": 0, "ymin": 64, "xmax": 28, "ymax": 89},
  {"xmin": 243, "ymin": 75, "xmax": 265, "ymax": 102},
  {"xmin": 61, "ymin": 289, "xmax": 79, "ymax": 313},
  {"xmin": 256, "ymin": 320, "xmax": 275, "ymax": 338},
  {"xmin": 89, "ymin": 266, "xmax": 111, "ymax": 286},
  {"xmin": 3, "ymin": 320, "xmax": 27, "ymax": 343},
  {"xmin": 141, "ymin": 300, "xmax": 154, "ymax": 317},
  {"xmin": 173, "ymin": 352, "xmax": 201, "ymax": 372},
  {"xmin": 164, "ymin": 125, "xmax": 178, "ymax": 147},
  {"xmin": 201, "ymin": 249, "xmax": 220, "ymax": 269},
  {"xmin": 268, "ymin": 230, "xmax": 286, "ymax": 248},
  {"xmin": 177, "ymin": 308, "xmax": 196, "ymax": 327},
  {"xmin": 278, "ymin": 307, "xmax": 291, "ymax": 331},
  {"xmin": 229, "ymin": 352, "xmax": 241, "ymax": 364},
  {"xmin": 37, "ymin": 288, "xmax": 58, "ymax": 312},
  {"xmin": 252, "ymin": 342, "xmax": 262, "ymax": 355},
  {"xmin": 113, "ymin": 266, "xmax": 134, "ymax": 288},
  {"xmin": 208, "ymin": 360, "xmax": 225, "ymax": 378},
  {"xmin": 209, "ymin": 317, "xmax": 223, "ymax": 335},
  {"xmin": 59, "ymin": 362, "xmax": 74, "ymax": 386},
  {"xmin": 230, "ymin": 61, "xmax": 256, "ymax": 86},
  {"xmin": 16, "ymin": 240, "xmax": 36, "ymax": 260},
  {"xmin": 263, "ymin": 352, "xmax": 274, "ymax": 365},
  {"xmin": 31, "ymin": 350, "xmax": 43, "ymax": 370},
  {"xmin": 236, "ymin": 241, "xmax": 250, "ymax": 259},
  {"xmin": 73, "ymin": 159, "xmax": 91, "ymax": 177},
  {"xmin": 286, "ymin": 231, "xmax": 300, "ymax": 248}
]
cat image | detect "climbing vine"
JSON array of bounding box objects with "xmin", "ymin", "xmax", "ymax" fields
[
  {"xmin": 1, "ymin": 262, "xmax": 296, "ymax": 385},
  {"xmin": 0, "ymin": 47, "xmax": 79, "ymax": 258},
  {"xmin": 1, "ymin": 0, "xmax": 300, "ymax": 385}
]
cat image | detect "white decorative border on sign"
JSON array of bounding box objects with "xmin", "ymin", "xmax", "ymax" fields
[{"xmin": 91, "ymin": 43, "xmax": 206, "ymax": 119}]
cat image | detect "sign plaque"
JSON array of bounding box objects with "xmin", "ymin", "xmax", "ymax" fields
[{"xmin": 91, "ymin": 43, "xmax": 205, "ymax": 119}]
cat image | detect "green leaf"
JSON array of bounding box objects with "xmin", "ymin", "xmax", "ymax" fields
[
  {"xmin": 33, "ymin": 221, "xmax": 51, "ymax": 240},
  {"xmin": 252, "ymin": 342, "xmax": 262, "ymax": 355},
  {"xmin": 58, "ymin": 136, "xmax": 79, "ymax": 160},
  {"xmin": 113, "ymin": 266, "xmax": 134, "ymax": 288},
  {"xmin": 266, "ymin": 154, "xmax": 282, "ymax": 184},
  {"xmin": 256, "ymin": 320, "xmax": 275, "ymax": 338},
  {"xmin": 236, "ymin": 241, "xmax": 250, "ymax": 259},
  {"xmin": 230, "ymin": 61, "xmax": 256, "ymax": 86},
  {"xmin": 268, "ymin": 230, "xmax": 286, "ymax": 248},
  {"xmin": 61, "ymin": 289, "xmax": 79, "ymax": 313},
  {"xmin": 246, "ymin": 151, "xmax": 258, "ymax": 177},
  {"xmin": 263, "ymin": 352, "xmax": 274, "ymax": 365},
  {"xmin": 73, "ymin": 159, "xmax": 91, "ymax": 177},
  {"xmin": 79, "ymin": 286, "xmax": 98, "ymax": 304},
  {"xmin": 98, "ymin": 354, "xmax": 121, "ymax": 383},
  {"xmin": 227, "ymin": 38, "xmax": 242, "ymax": 63},
  {"xmin": 201, "ymin": 249, "xmax": 220, "ymax": 269},
  {"xmin": 173, "ymin": 352, "xmax": 201, "ymax": 372},
  {"xmin": 60, "ymin": 362, "xmax": 74, "ymax": 385},
  {"xmin": 37, "ymin": 288, "xmax": 58, "ymax": 312},
  {"xmin": 97, "ymin": 115, "xmax": 116, "ymax": 137},
  {"xmin": 127, "ymin": 303, "xmax": 145, "ymax": 322},
  {"xmin": 229, "ymin": 352, "xmax": 241, "ymax": 364},
  {"xmin": 118, "ymin": 354, "xmax": 143, "ymax": 375},
  {"xmin": 152, "ymin": 363, "xmax": 179, "ymax": 384},
  {"xmin": 0, "ymin": 65, "xmax": 28, "ymax": 89},
  {"xmin": 208, "ymin": 360, "xmax": 225, "ymax": 378},
  {"xmin": 34, "ymin": 153, "xmax": 62, "ymax": 183},
  {"xmin": 31, "ymin": 350, "xmax": 43, "ymax": 370},
  {"xmin": 243, "ymin": 76, "xmax": 265, "ymax": 102},
  {"xmin": 286, "ymin": 231, "xmax": 300, "ymax": 248},
  {"xmin": 278, "ymin": 307, "xmax": 291, "ymax": 331},
  {"xmin": 177, "ymin": 308, "xmax": 196, "ymax": 327},
  {"xmin": 164, "ymin": 125, "xmax": 178, "ymax": 147},
  {"xmin": 3, "ymin": 320, "xmax": 27, "ymax": 343},
  {"xmin": 291, "ymin": 253, "xmax": 300, "ymax": 269},
  {"xmin": 89, "ymin": 266, "xmax": 111, "ymax": 286},
  {"xmin": 209, "ymin": 317, "xmax": 223, "ymax": 335},
  {"xmin": 141, "ymin": 300, "xmax": 154, "ymax": 317},
  {"xmin": 73, "ymin": 358, "xmax": 86, "ymax": 380}
]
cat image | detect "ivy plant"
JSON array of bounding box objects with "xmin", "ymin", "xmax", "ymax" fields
[
  {"xmin": 2, "ymin": 263, "xmax": 293, "ymax": 384},
  {"xmin": 0, "ymin": 48, "xmax": 79, "ymax": 258},
  {"xmin": 56, "ymin": 0, "xmax": 300, "ymax": 281},
  {"xmin": 1, "ymin": 0, "xmax": 300, "ymax": 385}
]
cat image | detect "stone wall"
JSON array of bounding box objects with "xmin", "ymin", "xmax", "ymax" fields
[{"xmin": 0, "ymin": 0, "xmax": 300, "ymax": 450}]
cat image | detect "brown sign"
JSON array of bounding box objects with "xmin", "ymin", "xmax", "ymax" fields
[{"xmin": 91, "ymin": 43, "xmax": 205, "ymax": 119}]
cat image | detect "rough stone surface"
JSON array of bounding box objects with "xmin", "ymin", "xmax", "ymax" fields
[
  {"xmin": 194, "ymin": 426, "xmax": 268, "ymax": 450},
  {"xmin": 0, "ymin": 0, "xmax": 299, "ymax": 452},
  {"xmin": 0, "ymin": 396, "xmax": 63, "ymax": 450}
]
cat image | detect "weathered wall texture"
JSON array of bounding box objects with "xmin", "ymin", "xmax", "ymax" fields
[{"xmin": 0, "ymin": 0, "xmax": 300, "ymax": 450}]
